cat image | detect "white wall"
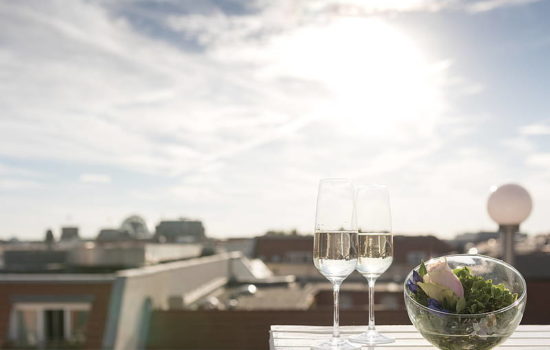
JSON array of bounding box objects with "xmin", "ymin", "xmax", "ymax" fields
[
  {"xmin": 144, "ymin": 243, "xmax": 202, "ymax": 264},
  {"xmin": 102, "ymin": 252, "xmax": 240, "ymax": 350},
  {"xmin": 69, "ymin": 243, "xmax": 203, "ymax": 267}
]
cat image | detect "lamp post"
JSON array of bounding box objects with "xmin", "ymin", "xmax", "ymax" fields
[{"xmin": 487, "ymin": 184, "xmax": 532, "ymax": 266}]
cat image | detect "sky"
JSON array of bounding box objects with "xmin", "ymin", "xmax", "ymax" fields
[{"xmin": 1, "ymin": 0, "xmax": 550, "ymax": 240}]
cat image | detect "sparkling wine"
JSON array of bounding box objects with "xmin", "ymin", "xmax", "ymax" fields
[
  {"xmin": 356, "ymin": 233, "xmax": 393, "ymax": 278},
  {"xmin": 313, "ymin": 231, "xmax": 358, "ymax": 280}
]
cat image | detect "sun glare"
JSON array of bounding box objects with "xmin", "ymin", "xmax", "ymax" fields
[{"xmin": 264, "ymin": 18, "xmax": 444, "ymax": 139}]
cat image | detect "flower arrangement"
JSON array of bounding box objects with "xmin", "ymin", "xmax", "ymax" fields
[
  {"xmin": 406, "ymin": 258, "xmax": 518, "ymax": 314},
  {"xmin": 404, "ymin": 255, "xmax": 526, "ymax": 350}
]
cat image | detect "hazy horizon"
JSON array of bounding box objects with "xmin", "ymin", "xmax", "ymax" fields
[
  {"xmin": 2, "ymin": 0, "xmax": 550, "ymax": 240},
  {"xmin": 0, "ymin": 215, "xmax": 511, "ymax": 242}
]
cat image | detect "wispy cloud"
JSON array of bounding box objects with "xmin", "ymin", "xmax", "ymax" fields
[
  {"xmin": 520, "ymin": 122, "xmax": 550, "ymax": 136},
  {"xmin": 79, "ymin": 173, "xmax": 112, "ymax": 184},
  {"xmin": 467, "ymin": 0, "xmax": 542, "ymax": 13},
  {"xmin": 0, "ymin": 179, "xmax": 41, "ymax": 191},
  {"xmin": 527, "ymin": 152, "xmax": 550, "ymax": 165},
  {"xmin": 0, "ymin": 162, "xmax": 43, "ymax": 191},
  {"xmin": 0, "ymin": 0, "xmax": 547, "ymax": 238},
  {"xmin": 0, "ymin": 162, "xmax": 40, "ymax": 178}
]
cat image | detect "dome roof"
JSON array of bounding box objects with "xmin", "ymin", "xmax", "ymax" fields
[{"xmin": 120, "ymin": 215, "xmax": 150, "ymax": 239}]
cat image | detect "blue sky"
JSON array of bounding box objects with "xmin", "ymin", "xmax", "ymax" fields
[{"xmin": 1, "ymin": 0, "xmax": 550, "ymax": 240}]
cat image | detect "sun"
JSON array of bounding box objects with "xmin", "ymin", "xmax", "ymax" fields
[{"xmin": 262, "ymin": 17, "xmax": 445, "ymax": 139}]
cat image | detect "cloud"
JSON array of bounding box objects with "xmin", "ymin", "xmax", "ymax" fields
[
  {"xmin": 0, "ymin": 162, "xmax": 40, "ymax": 177},
  {"xmin": 526, "ymin": 153, "xmax": 550, "ymax": 169},
  {"xmin": 520, "ymin": 122, "xmax": 550, "ymax": 136},
  {"xmin": 504, "ymin": 137, "xmax": 535, "ymax": 153},
  {"xmin": 79, "ymin": 173, "xmax": 112, "ymax": 184},
  {"xmin": 0, "ymin": 0, "xmax": 463, "ymax": 238},
  {"xmin": 0, "ymin": 163, "xmax": 43, "ymax": 191},
  {"xmin": 0, "ymin": 1, "xmax": 449, "ymax": 175},
  {"xmin": 0, "ymin": 179, "xmax": 40, "ymax": 191},
  {"xmin": 466, "ymin": 0, "xmax": 542, "ymax": 13},
  {"xmin": 0, "ymin": 0, "xmax": 545, "ymax": 239}
]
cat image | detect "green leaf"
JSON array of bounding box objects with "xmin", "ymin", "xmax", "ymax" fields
[
  {"xmin": 419, "ymin": 261, "xmax": 427, "ymax": 277},
  {"xmin": 413, "ymin": 263, "xmax": 518, "ymax": 315},
  {"xmin": 413, "ymin": 286, "xmax": 429, "ymax": 306},
  {"xmin": 456, "ymin": 297, "xmax": 466, "ymax": 313},
  {"xmin": 452, "ymin": 266, "xmax": 518, "ymax": 314}
]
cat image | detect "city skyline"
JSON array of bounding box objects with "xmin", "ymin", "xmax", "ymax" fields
[{"xmin": 2, "ymin": 0, "xmax": 550, "ymax": 239}]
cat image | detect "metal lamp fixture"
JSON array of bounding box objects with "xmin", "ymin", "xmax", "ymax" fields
[{"xmin": 487, "ymin": 183, "xmax": 532, "ymax": 265}]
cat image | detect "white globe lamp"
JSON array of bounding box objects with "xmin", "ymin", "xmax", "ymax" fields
[{"xmin": 487, "ymin": 183, "xmax": 532, "ymax": 265}]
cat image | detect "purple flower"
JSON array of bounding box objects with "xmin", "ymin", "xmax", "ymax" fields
[
  {"xmin": 427, "ymin": 298, "xmax": 449, "ymax": 313},
  {"xmin": 407, "ymin": 279, "xmax": 419, "ymax": 293},
  {"xmin": 412, "ymin": 270, "xmax": 423, "ymax": 283},
  {"xmin": 407, "ymin": 269, "xmax": 423, "ymax": 293}
]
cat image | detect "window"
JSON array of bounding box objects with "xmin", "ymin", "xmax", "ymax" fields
[
  {"xmin": 9, "ymin": 303, "xmax": 91, "ymax": 347},
  {"xmin": 69, "ymin": 310, "xmax": 89, "ymax": 343},
  {"xmin": 15, "ymin": 309, "xmax": 38, "ymax": 346},
  {"xmin": 44, "ymin": 309, "xmax": 64, "ymax": 342}
]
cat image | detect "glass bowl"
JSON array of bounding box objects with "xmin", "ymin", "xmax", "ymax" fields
[{"xmin": 404, "ymin": 254, "xmax": 526, "ymax": 350}]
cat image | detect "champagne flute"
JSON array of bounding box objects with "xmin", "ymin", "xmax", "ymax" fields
[
  {"xmin": 313, "ymin": 178, "xmax": 360, "ymax": 350},
  {"xmin": 350, "ymin": 184, "xmax": 394, "ymax": 345}
]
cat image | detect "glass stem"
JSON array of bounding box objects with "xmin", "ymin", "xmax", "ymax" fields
[
  {"xmin": 332, "ymin": 281, "xmax": 342, "ymax": 341},
  {"xmin": 368, "ymin": 277, "xmax": 376, "ymax": 331}
]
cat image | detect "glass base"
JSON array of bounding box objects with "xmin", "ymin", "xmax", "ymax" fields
[
  {"xmin": 349, "ymin": 330, "xmax": 394, "ymax": 345},
  {"xmin": 312, "ymin": 337, "xmax": 362, "ymax": 350}
]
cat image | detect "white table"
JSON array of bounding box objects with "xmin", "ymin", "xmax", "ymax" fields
[{"xmin": 270, "ymin": 325, "xmax": 550, "ymax": 349}]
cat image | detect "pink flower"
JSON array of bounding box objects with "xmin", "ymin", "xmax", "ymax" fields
[{"xmin": 424, "ymin": 258, "xmax": 464, "ymax": 298}]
